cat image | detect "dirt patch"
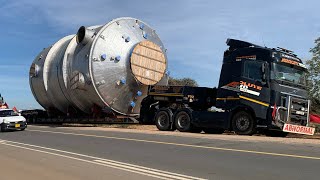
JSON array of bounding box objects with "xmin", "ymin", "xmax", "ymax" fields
[
  {"xmin": 287, "ymin": 133, "xmax": 320, "ymax": 139},
  {"xmin": 100, "ymin": 124, "xmax": 157, "ymax": 130},
  {"xmin": 59, "ymin": 123, "xmax": 158, "ymax": 131}
]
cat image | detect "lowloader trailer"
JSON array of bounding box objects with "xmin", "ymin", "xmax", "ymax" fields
[{"xmin": 140, "ymin": 39, "xmax": 315, "ymax": 136}]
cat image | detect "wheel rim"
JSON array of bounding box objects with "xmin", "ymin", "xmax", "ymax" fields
[
  {"xmin": 236, "ymin": 116, "xmax": 250, "ymax": 131},
  {"xmin": 158, "ymin": 113, "xmax": 168, "ymax": 127},
  {"xmin": 177, "ymin": 114, "xmax": 189, "ymax": 128}
]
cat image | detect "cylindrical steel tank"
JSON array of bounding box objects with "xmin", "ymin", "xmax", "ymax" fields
[{"xmin": 29, "ymin": 17, "xmax": 168, "ymax": 116}]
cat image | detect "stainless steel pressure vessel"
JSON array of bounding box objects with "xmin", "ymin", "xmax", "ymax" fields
[{"xmin": 29, "ymin": 17, "xmax": 168, "ymax": 116}]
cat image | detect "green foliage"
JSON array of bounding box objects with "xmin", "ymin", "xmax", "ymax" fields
[
  {"xmin": 306, "ymin": 37, "xmax": 320, "ymax": 114},
  {"xmin": 316, "ymin": 124, "xmax": 320, "ymax": 133},
  {"xmin": 311, "ymin": 123, "xmax": 320, "ymax": 133},
  {"xmin": 168, "ymin": 77, "xmax": 199, "ymax": 87}
]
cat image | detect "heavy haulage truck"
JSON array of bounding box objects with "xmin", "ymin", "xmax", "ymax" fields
[
  {"xmin": 140, "ymin": 39, "xmax": 315, "ymax": 136},
  {"xmin": 28, "ymin": 17, "xmax": 314, "ymax": 136}
]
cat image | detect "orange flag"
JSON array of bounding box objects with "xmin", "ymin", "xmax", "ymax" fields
[{"xmin": 13, "ymin": 106, "xmax": 18, "ymax": 112}]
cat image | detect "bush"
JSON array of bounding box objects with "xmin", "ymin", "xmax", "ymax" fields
[
  {"xmin": 315, "ymin": 124, "xmax": 320, "ymax": 133},
  {"xmin": 168, "ymin": 77, "xmax": 198, "ymax": 87},
  {"xmin": 311, "ymin": 123, "xmax": 320, "ymax": 133}
]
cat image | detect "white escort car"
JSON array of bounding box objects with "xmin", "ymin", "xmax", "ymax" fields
[{"xmin": 0, "ymin": 109, "xmax": 27, "ymax": 132}]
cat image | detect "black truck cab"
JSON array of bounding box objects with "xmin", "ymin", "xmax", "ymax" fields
[
  {"xmin": 216, "ymin": 39, "xmax": 310, "ymax": 133},
  {"xmin": 142, "ymin": 39, "xmax": 314, "ymax": 136}
]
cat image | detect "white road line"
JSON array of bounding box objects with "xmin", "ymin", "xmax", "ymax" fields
[
  {"xmin": 1, "ymin": 143, "xmax": 168, "ymax": 180},
  {"xmin": 93, "ymin": 160, "xmax": 203, "ymax": 180},
  {"xmin": 27, "ymin": 129, "xmax": 320, "ymax": 160},
  {"xmin": 0, "ymin": 139, "xmax": 205, "ymax": 180}
]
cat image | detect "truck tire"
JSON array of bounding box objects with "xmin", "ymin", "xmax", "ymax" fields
[
  {"xmin": 155, "ymin": 108, "xmax": 173, "ymax": 131},
  {"xmin": 265, "ymin": 130, "xmax": 288, "ymax": 137},
  {"xmin": 232, "ymin": 111, "xmax": 256, "ymax": 135},
  {"xmin": 174, "ymin": 109, "xmax": 193, "ymax": 132},
  {"xmin": 203, "ymin": 128, "xmax": 224, "ymax": 134},
  {"xmin": 32, "ymin": 115, "xmax": 37, "ymax": 124},
  {"xmin": 26, "ymin": 115, "xmax": 31, "ymax": 123},
  {"xmin": 0, "ymin": 124, "xmax": 6, "ymax": 132}
]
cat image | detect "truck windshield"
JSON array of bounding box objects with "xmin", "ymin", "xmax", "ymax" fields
[
  {"xmin": 0, "ymin": 110, "xmax": 19, "ymax": 117},
  {"xmin": 271, "ymin": 63, "xmax": 307, "ymax": 86}
]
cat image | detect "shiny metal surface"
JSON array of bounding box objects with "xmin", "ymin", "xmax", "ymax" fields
[
  {"xmin": 29, "ymin": 17, "xmax": 168, "ymax": 116},
  {"xmin": 45, "ymin": 35, "xmax": 74, "ymax": 113},
  {"xmin": 29, "ymin": 47, "xmax": 53, "ymax": 110},
  {"xmin": 88, "ymin": 17, "xmax": 167, "ymax": 115}
]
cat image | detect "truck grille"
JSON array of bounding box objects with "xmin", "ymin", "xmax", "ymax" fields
[{"xmin": 286, "ymin": 96, "xmax": 310, "ymax": 126}]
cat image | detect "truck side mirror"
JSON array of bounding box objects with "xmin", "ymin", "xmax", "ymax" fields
[
  {"xmin": 261, "ymin": 63, "xmax": 266, "ymax": 82},
  {"xmin": 262, "ymin": 74, "xmax": 266, "ymax": 82},
  {"xmin": 261, "ymin": 63, "xmax": 266, "ymax": 73}
]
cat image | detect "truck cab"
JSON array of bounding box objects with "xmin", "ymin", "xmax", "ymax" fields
[
  {"xmin": 142, "ymin": 39, "xmax": 314, "ymax": 136},
  {"xmin": 216, "ymin": 39, "xmax": 313, "ymax": 135}
]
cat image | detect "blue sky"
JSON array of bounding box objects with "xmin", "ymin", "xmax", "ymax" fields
[{"xmin": 0, "ymin": 0, "xmax": 319, "ymax": 109}]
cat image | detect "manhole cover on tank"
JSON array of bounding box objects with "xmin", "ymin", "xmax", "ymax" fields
[{"xmin": 130, "ymin": 41, "xmax": 167, "ymax": 85}]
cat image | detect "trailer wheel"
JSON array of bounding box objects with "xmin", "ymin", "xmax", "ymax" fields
[
  {"xmin": 155, "ymin": 108, "xmax": 173, "ymax": 131},
  {"xmin": 203, "ymin": 128, "xmax": 224, "ymax": 134},
  {"xmin": 0, "ymin": 124, "xmax": 6, "ymax": 132},
  {"xmin": 175, "ymin": 110, "xmax": 193, "ymax": 132},
  {"xmin": 32, "ymin": 115, "xmax": 37, "ymax": 124},
  {"xmin": 26, "ymin": 115, "xmax": 31, "ymax": 123},
  {"xmin": 232, "ymin": 111, "xmax": 256, "ymax": 135}
]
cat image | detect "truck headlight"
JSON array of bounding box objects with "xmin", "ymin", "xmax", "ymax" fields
[{"xmin": 3, "ymin": 119, "xmax": 9, "ymax": 123}]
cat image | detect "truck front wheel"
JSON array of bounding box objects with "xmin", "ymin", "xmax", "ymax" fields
[
  {"xmin": 232, "ymin": 111, "xmax": 256, "ymax": 135},
  {"xmin": 155, "ymin": 108, "xmax": 173, "ymax": 131}
]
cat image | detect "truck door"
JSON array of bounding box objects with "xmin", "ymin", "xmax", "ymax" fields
[{"xmin": 240, "ymin": 60, "xmax": 270, "ymax": 120}]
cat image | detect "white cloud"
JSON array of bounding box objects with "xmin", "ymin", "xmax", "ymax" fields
[{"xmin": 0, "ymin": 0, "xmax": 319, "ymax": 103}]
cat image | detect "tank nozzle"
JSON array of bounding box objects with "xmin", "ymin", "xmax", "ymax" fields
[{"xmin": 76, "ymin": 26, "xmax": 95, "ymax": 45}]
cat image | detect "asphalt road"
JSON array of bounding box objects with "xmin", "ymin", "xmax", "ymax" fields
[
  {"xmin": 0, "ymin": 144, "xmax": 158, "ymax": 180},
  {"xmin": 1, "ymin": 125, "xmax": 320, "ymax": 180}
]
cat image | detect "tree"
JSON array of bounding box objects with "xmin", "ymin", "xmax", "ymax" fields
[
  {"xmin": 168, "ymin": 77, "xmax": 198, "ymax": 87},
  {"xmin": 306, "ymin": 37, "xmax": 320, "ymax": 114}
]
